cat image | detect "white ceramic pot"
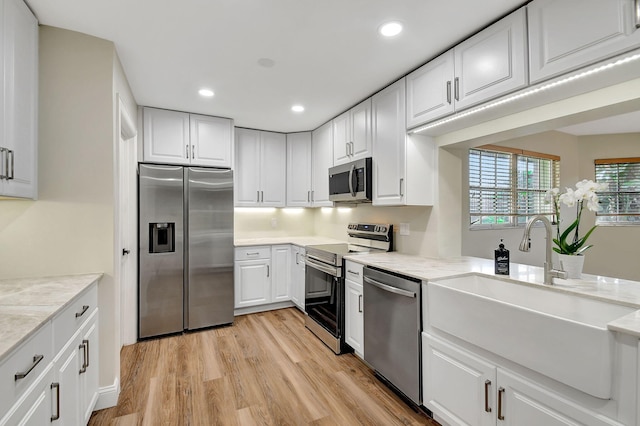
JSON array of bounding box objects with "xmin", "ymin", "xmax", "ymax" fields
[{"xmin": 558, "ymin": 253, "xmax": 585, "ymax": 279}]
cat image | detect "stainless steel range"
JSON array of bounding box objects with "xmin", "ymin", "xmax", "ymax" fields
[{"xmin": 304, "ymin": 223, "xmax": 392, "ymax": 354}]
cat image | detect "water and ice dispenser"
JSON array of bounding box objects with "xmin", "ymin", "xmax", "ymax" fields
[{"xmin": 149, "ymin": 222, "xmax": 175, "ymax": 253}]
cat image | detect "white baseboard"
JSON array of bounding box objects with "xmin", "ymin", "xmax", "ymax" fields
[
  {"xmin": 234, "ymin": 301, "xmax": 295, "ymax": 317},
  {"xmin": 94, "ymin": 376, "xmax": 120, "ymax": 411}
]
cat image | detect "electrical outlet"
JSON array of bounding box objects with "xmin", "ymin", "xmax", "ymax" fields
[
  {"xmin": 399, "ymin": 223, "xmax": 410, "ymax": 236},
  {"xmin": 271, "ymin": 217, "xmax": 278, "ymax": 228}
]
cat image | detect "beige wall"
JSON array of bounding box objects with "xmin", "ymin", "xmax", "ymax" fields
[
  {"xmin": 576, "ymin": 133, "xmax": 640, "ymax": 281},
  {"xmin": 0, "ymin": 27, "xmax": 122, "ymax": 390},
  {"xmin": 234, "ymin": 208, "xmax": 315, "ymax": 238}
]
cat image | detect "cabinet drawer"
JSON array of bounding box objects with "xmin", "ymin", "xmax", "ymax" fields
[
  {"xmin": 344, "ymin": 260, "xmax": 364, "ymax": 284},
  {"xmin": 52, "ymin": 283, "xmax": 98, "ymax": 354},
  {"xmin": 235, "ymin": 246, "xmax": 271, "ymax": 261},
  {"xmin": 0, "ymin": 321, "xmax": 53, "ymax": 417},
  {"xmin": 0, "ymin": 362, "xmax": 54, "ymax": 426}
]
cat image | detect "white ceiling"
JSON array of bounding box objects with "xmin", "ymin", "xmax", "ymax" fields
[{"xmin": 24, "ymin": 0, "xmax": 529, "ymax": 133}]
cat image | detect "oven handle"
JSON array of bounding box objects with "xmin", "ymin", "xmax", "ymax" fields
[
  {"xmin": 305, "ymin": 256, "xmax": 339, "ymax": 277},
  {"xmin": 364, "ymin": 276, "xmax": 416, "ymax": 298}
]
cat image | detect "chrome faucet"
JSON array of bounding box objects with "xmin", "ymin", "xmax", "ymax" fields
[{"xmin": 519, "ymin": 215, "xmax": 567, "ymax": 285}]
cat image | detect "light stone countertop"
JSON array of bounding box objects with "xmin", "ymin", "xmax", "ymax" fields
[
  {"xmin": 0, "ymin": 273, "xmax": 103, "ymax": 362},
  {"xmin": 345, "ymin": 252, "xmax": 640, "ymax": 338},
  {"xmin": 235, "ymin": 236, "xmax": 345, "ymax": 247}
]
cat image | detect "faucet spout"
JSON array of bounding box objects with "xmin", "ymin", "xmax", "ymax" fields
[{"xmin": 519, "ymin": 215, "xmax": 567, "ymax": 285}]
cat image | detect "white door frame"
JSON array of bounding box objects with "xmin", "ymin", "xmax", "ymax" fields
[{"xmin": 115, "ymin": 95, "xmax": 137, "ymax": 349}]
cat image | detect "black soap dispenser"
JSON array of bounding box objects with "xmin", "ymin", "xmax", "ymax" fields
[{"xmin": 495, "ymin": 239, "xmax": 510, "ymax": 275}]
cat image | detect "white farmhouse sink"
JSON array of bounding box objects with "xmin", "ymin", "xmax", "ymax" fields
[{"xmin": 427, "ymin": 274, "xmax": 635, "ymax": 399}]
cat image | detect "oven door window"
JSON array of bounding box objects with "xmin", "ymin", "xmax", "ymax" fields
[{"xmin": 305, "ymin": 266, "xmax": 340, "ymax": 336}]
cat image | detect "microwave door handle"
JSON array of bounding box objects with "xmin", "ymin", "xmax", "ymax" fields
[{"xmin": 349, "ymin": 164, "xmax": 356, "ymax": 197}]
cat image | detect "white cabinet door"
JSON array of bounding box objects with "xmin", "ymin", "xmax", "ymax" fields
[
  {"xmin": 406, "ymin": 52, "xmax": 455, "ymax": 129},
  {"xmin": 234, "ymin": 128, "xmax": 261, "ymax": 206},
  {"xmin": 290, "ymin": 246, "xmax": 305, "ymax": 310},
  {"xmin": 454, "ymin": 8, "xmax": 528, "ymax": 110},
  {"xmin": 259, "ymin": 131, "xmax": 286, "ymax": 207},
  {"xmin": 422, "ymin": 333, "xmax": 496, "ymax": 426},
  {"xmin": 1, "ymin": 0, "xmax": 37, "ymax": 198},
  {"xmin": 344, "ymin": 279, "xmax": 363, "ymax": 358},
  {"xmin": 78, "ymin": 311, "xmax": 99, "ymax": 425},
  {"xmin": 190, "ymin": 114, "xmax": 233, "ymax": 168},
  {"xmin": 497, "ymin": 369, "xmax": 616, "ymax": 426},
  {"xmin": 286, "ymin": 132, "xmax": 312, "ymax": 207},
  {"xmin": 528, "ymin": 0, "xmax": 640, "ymax": 83},
  {"xmin": 310, "ymin": 121, "xmax": 333, "ymax": 207},
  {"xmin": 271, "ymin": 245, "xmax": 291, "ymax": 302},
  {"xmin": 143, "ymin": 107, "xmax": 190, "ymax": 165},
  {"xmin": 332, "ymin": 110, "xmax": 351, "ymax": 165},
  {"xmin": 0, "ymin": 365, "xmax": 54, "ymax": 426},
  {"xmin": 53, "ymin": 334, "xmax": 81, "ymax": 426},
  {"xmin": 235, "ymin": 259, "xmax": 271, "ymax": 308},
  {"xmin": 350, "ymin": 98, "xmax": 372, "ymax": 161},
  {"xmin": 372, "ymin": 78, "xmax": 406, "ymax": 206}
]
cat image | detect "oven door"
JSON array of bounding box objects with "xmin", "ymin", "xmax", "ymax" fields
[{"xmin": 305, "ymin": 257, "xmax": 342, "ymax": 338}]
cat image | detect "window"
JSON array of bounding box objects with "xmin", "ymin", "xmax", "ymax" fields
[
  {"xmin": 595, "ymin": 158, "xmax": 640, "ymax": 225},
  {"xmin": 469, "ymin": 146, "xmax": 560, "ymax": 228}
]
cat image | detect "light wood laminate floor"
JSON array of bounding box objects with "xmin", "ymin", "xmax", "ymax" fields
[{"xmin": 89, "ymin": 308, "xmax": 437, "ymax": 425}]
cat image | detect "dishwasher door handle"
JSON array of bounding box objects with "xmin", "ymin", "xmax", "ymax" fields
[{"xmin": 364, "ymin": 276, "xmax": 416, "ymax": 298}]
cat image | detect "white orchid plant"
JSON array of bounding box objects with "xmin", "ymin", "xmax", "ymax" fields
[{"xmin": 545, "ymin": 179, "xmax": 608, "ymax": 256}]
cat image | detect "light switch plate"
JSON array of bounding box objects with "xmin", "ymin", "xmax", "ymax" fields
[{"xmin": 399, "ymin": 223, "xmax": 410, "ymax": 236}]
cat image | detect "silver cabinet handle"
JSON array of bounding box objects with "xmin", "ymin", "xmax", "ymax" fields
[
  {"xmin": 261, "ymin": 191, "xmax": 264, "ymax": 203},
  {"xmin": 51, "ymin": 382, "xmax": 61, "ymax": 421},
  {"xmin": 399, "ymin": 178, "xmax": 404, "ymax": 197},
  {"xmin": 446, "ymin": 80, "xmax": 452, "ymax": 104},
  {"xmin": 358, "ymin": 294, "xmax": 363, "ymax": 313},
  {"xmin": 345, "ymin": 142, "xmax": 350, "ymax": 157},
  {"xmin": 347, "ymin": 269, "xmax": 360, "ymax": 276},
  {"xmin": 78, "ymin": 340, "xmax": 87, "ymax": 374},
  {"xmin": 484, "ymin": 380, "xmax": 492, "ymax": 413},
  {"xmin": 364, "ymin": 276, "xmax": 415, "ymax": 298},
  {"xmin": 307, "ymin": 191, "xmax": 310, "ymax": 203},
  {"xmin": 0, "ymin": 148, "xmax": 5, "ymax": 179},
  {"xmin": 84, "ymin": 339, "xmax": 90, "ymax": 368},
  {"xmin": 191, "ymin": 144, "xmax": 195, "ymax": 159},
  {"xmin": 257, "ymin": 190, "xmax": 260, "ymax": 203},
  {"xmin": 266, "ymin": 265, "xmax": 270, "ymax": 277},
  {"xmin": 7, "ymin": 150, "xmax": 14, "ymax": 180},
  {"xmin": 246, "ymin": 252, "xmax": 259, "ymax": 256},
  {"xmin": 75, "ymin": 305, "xmax": 89, "ymax": 318},
  {"xmin": 15, "ymin": 354, "xmax": 44, "ymax": 380},
  {"xmin": 186, "ymin": 144, "xmax": 190, "ymax": 159},
  {"xmin": 454, "ymin": 77, "xmax": 460, "ymax": 101},
  {"xmin": 295, "ymin": 252, "xmax": 299, "ymax": 265},
  {"xmin": 498, "ymin": 387, "xmax": 505, "ymax": 420},
  {"xmin": 311, "ymin": 190, "xmax": 314, "ymax": 202}
]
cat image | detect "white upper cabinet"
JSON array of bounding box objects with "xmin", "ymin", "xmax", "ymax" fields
[
  {"xmin": 234, "ymin": 128, "xmax": 286, "ymax": 207},
  {"xmin": 143, "ymin": 107, "xmax": 233, "ymax": 167},
  {"xmin": 310, "ymin": 121, "xmax": 333, "ymax": 207},
  {"xmin": 528, "ymin": 0, "xmax": 640, "ymax": 83},
  {"xmin": 332, "ymin": 98, "xmax": 372, "ymax": 165},
  {"xmin": 286, "ymin": 132, "xmax": 312, "ymax": 207},
  {"xmin": 1, "ymin": 0, "xmax": 38, "ymax": 199},
  {"xmin": 373, "ymin": 79, "xmax": 436, "ymax": 207},
  {"xmin": 189, "ymin": 114, "xmax": 233, "ymax": 168},
  {"xmin": 406, "ymin": 7, "xmax": 528, "ymax": 129}
]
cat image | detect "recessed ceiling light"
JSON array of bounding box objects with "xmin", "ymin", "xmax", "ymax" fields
[
  {"xmin": 379, "ymin": 21, "xmax": 403, "ymax": 37},
  {"xmin": 198, "ymin": 88, "xmax": 214, "ymax": 97},
  {"xmin": 291, "ymin": 105, "xmax": 305, "ymax": 113},
  {"xmin": 258, "ymin": 58, "xmax": 276, "ymax": 68}
]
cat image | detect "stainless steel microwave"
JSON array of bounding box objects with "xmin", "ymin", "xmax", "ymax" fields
[{"xmin": 329, "ymin": 157, "xmax": 372, "ymax": 202}]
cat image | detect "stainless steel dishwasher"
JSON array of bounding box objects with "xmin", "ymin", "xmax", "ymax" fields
[{"xmin": 363, "ymin": 266, "xmax": 421, "ymax": 406}]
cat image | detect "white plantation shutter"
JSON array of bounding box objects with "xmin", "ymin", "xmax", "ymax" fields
[
  {"xmin": 595, "ymin": 158, "xmax": 640, "ymax": 225},
  {"xmin": 469, "ymin": 147, "xmax": 559, "ymax": 228}
]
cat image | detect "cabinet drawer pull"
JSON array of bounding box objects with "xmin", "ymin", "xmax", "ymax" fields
[
  {"xmin": 186, "ymin": 144, "xmax": 190, "ymax": 159},
  {"xmin": 246, "ymin": 252, "xmax": 259, "ymax": 256},
  {"xmin": 51, "ymin": 382, "xmax": 61, "ymax": 421},
  {"xmin": 191, "ymin": 144, "xmax": 195, "ymax": 159},
  {"xmin": 358, "ymin": 294, "xmax": 363, "ymax": 313},
  {"xmin": 498, "ymin": 386, "xmax": 505, "ymax": 420},
  {"xmin": 76, "ymin": 305, "xmax": 90, "ymax": 318},
  {"xmin": 347, "ymin": 269, "xmax": 360, "ymax": 276},
  {"xmin": 266, "ymin": 265, "xmax": 270, "ymax": 277},
  {"xmin": 454, "ymin": 77, "xmax": 460, "ymax": 101},
  {"xmin": 15, "ymin": 354, "xmax": 44, "ymax": 380},
  {"xmin": 446, "ymin": 80, "xmax": 452, "ymax": 104},
  {"xmin": 7, "ymin": 150, "xmax": 14, "ymax": 180},
  {"xmin": 484, "ymin": 380, "xmax": 492, "ymax": 413},
  {"xmin": 79, "ymin": 340, "xmax": 89, "ymax": 374}
]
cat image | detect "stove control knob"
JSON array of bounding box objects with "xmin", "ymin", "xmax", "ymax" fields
[
  {"xmin": 380, "ymin": 226, "xmax": 386, "ymax": 233},
  {"xmin": 374, "ymin": 225, "xmax": 380, "ymax": 232}
]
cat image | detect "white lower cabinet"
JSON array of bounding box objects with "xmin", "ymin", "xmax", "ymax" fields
[
  {"xmin": 0, "ymin": 364, "xmax": 54, "ymax": 426},
  {"xmin": 423, "ymin": 332, "xmax": 622, "ymax": 426},
  {"xmin": 271, "ymin": 245, "xmax": 291, "ymax": 303},
  {"xmin": 235, "ymin": 257, "xmax": 271, "ymax": 308},
  {"xmin": 290, "ymin": 246, "xmax": 305, "ymax": 311},
  {"xmin": 344, "ymin": 261, "xmax": 364, "ymax": 358}
]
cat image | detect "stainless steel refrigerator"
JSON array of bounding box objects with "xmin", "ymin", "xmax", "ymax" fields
[{"xmin": 138, "ymin": 164, "xmax": 234, "ymax": 339}]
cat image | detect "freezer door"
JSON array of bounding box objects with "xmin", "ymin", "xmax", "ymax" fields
[
  {"xmin": 186, "ymin": 167, "xmax": 234, "ymax": 329},
  {"xmin": 138, "ymin": 164, "xmax": 185, "ymax": 339}
]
